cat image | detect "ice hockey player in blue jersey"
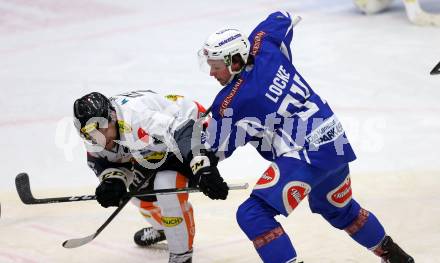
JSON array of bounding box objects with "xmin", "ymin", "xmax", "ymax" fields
[{"xmin": 197, "ymin": 11, "xmax": 414, "ymax": 263}]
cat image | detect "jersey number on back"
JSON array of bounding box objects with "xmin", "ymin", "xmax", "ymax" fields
[{"xmin": 277, "ymin": 74, "xmax": 318, "ymax": 120}]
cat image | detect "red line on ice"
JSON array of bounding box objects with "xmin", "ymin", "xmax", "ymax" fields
[{"xmin": 0, "ymin": 251, "xmax": 39, "ymax": 263}]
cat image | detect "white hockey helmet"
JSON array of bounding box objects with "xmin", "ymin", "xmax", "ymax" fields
[
  {"xmin": 198, "ymin": 28, "xmax": 250, "ymax": 74},
  {"xmin": 353, "ymin": 0, "xmax": 394, "ymax": 14}
]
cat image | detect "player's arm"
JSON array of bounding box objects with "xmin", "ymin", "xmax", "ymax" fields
[
  {"xmin": 86, "ymin": 152, "xmax": 132, "ymax": 208},
  {"xmin": 135, "ymin": 94, "xmax": 228, "ymax": 200},
  {"xmin": 161, "ymin": 97, "xmax": 229, "ymax": 201},
  {"xmin": 171, "ymin": 116, "xmax": 228, "ymax": 200},
  {"xmin": 250, "ymin": 11, "xmax": 297, "ymax": 61}
]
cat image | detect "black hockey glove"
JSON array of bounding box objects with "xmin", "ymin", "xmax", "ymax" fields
[
  {"xmin": 95, "ymin": 178, "xmax": 127, "ymax": 208},
  {"xmin": 190, "ymin": 150, "xmax": 228, "ymax": 200}
]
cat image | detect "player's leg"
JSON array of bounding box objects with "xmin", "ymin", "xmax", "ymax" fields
[
  {"xmin": 131, "ymin": 197, "xmax": 166, "ymax": 246},
  {"xmin": 237, "ymin": 195, "xmax": 297, "ymax": 263},
  {"xmin": 308, "ymin": 164, "xmax": 414, "ymax": 262},
  {"xmin": 129, "ymin": 161, "xmax": 167, "ymax": 246},
  {"xmin": 154, "ymin": 170, "xmax": 195, "ymax": 263},
  {"xmin": 236, "ymin": 157, "xmax": 321, "ymax": 263}
]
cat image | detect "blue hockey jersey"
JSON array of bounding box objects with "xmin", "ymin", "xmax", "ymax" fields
[{"xmin": 206, "ymin": 11, "xmax": 356, "ymax": 170}]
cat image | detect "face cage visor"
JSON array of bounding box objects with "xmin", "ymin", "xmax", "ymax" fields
[
  {"xmin": 197, "ymin": 48, "xmax": 230, "ymax": 74},
  {"xmin": 75, "ymin": 115, "xmax": 113, "ymax": 146}
]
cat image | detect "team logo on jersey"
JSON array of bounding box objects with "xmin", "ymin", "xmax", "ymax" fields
[
  {"xmin": 161, "ymin": 216, "xmax": 183, "ymax": 227},
  {"xmin": 165, "ymin": 94, "xmax": 184, "ymax": 101},
  {"xmin": 327, "ymin": 175, "xmax": 352, "ymax": 208},
  {"xmin": 137, "ymin": 128, "xmax": 149, "ymax": 143},
  {"xmin": 254, "ymin": 163, "xmax": 280, "ymax": 190},
  {"xmin": 282, "ymin": 181, "xmax": 311, "ymax": 214},
  {"xmin": 118, "ymin": 120, "xmax": 132, "ymax": 133}
]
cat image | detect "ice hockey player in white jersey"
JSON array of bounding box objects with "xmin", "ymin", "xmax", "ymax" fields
[{"xmin": 73, "ymin": 90, "xmax": 229, "ymax": 263}]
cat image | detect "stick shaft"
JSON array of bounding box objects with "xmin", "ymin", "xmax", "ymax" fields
[{"xmin": 15, "ymin": 173, "xmax": 248, "ymax": 205}]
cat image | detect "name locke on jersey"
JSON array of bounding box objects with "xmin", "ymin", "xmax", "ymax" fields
[
  {"xmin": 213, "ymin": 82, "xmax": 346, "ymax": 155},
  {"xmin": 263, "ymin": 64, "xmax": 346, "ymax": 152}
]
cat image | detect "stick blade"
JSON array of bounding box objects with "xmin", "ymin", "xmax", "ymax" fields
[
  {"xmin": 62, "ymin": 233, "xmax": 96, "ymax": 248},
  {"xmin": 431, "ymin": 61, "xmax": 440, "ymax": 75},
  {"xmin": 228, "ymin": 183, "xmax": 249, "ymax": 190},
  {"xmin": 15, "ymin": 173, "xmax": 35, "ymax": 204}
]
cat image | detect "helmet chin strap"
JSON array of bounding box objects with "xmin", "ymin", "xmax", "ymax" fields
[{"xmin": 224, "ymin": 64, "xmax": 243, "ymax": 86}]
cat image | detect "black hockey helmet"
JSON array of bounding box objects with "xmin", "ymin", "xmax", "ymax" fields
[{"xmin": 73, "ymin": 92, "xmax": 115, "ymax": 139}]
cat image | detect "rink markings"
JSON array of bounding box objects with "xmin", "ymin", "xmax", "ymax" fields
[
  {"xmin": 24, "ymin": 222, "xmax": 250, "ymax": 261},
  {"xmin": 0, "ymin": 251, "xmax": 39, "ymax": 263},
  {"xmin": 1, "ymin": 104, "xmax": 439, "ymax": 128},
  {"xmin": 26, "ymin": 223, "xmax": 166, "ymax": 260},
  {"xmin": 0, "ymin": 116, "xmax": 62, "ymax": 128},
  {"xmin": 0, "ymin": 4, "xmax": 269, "ymax": 55},
  {"xmin": 0, "ymin": 0, "xmax": 130, "ymax": 35}
]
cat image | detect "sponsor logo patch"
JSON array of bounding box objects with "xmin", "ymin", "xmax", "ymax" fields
[
  {"xmin": 161, "ymin": 216, "xmax": 183, "ymax": 227},
  {"xmin": 327, "ymin": 175, "xmax": 352, "ymax": 208},
  {"xmin": 165, "ymin": 94, "xmax": 184, "ymax": 101},
  {"xmin": 306, "ymin": 115, "xmax": 344, "ymax": 148},
  {"xmin": 254, "ymin": 163, "xmax": 280, "ymax": 190},
  {"xmin": 190, "ymin": 159, "xmax": 205, "ymax": 174},
  {"xmin": 144, "ymin": 151, "xmax": 166, "ymax": 161},
  {"xmin": 219, "ymin": 78, "xmax": 244, "ymax": 117},
  {"xmin": 118, "ymin": 120, "xmax": 132, "ymax": 133},
  {"xmin": 251, "ymin": 31, "xmax": 266, "ymax": 56},
  {"xmin": 282, "ymin": 181, "xmax": 311, "ymax": 214},
  {"xmin": 218, "ymin": 33, "xmax": 241, "ymax": 46}
]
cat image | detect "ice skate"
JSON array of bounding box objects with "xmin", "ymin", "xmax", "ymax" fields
[
  {"xmin": 134, "ymin": 227, "xmax": 166, "ymax": 247},
  {"xmin": 168, "ymin": 249, "xmax": 192, "ymax": 263},
  {"xmin": 375, "ymin": 236, "xmax": 414, "ymax": 263}
]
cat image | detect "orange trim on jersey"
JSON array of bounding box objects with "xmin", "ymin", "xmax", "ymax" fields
[
  {"xmin": 250, "ymin": 31, "xmax": 266, "ymax": 57},
  {"xmin": 219, "ymin": 77, "xmax": 244, "ymax": 117},
  {"xmin": 176, "ymin": 173, "xmax": 195, "ymax": 249},
  {"xmin": 140, "ymin": 201, "xmax": 163, "ymax": 226},
  {"xmin": 194, "ymin": 101, "xmax": 206, "ymax": 117}
]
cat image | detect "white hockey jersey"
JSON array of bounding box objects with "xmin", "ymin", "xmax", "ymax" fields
[{"xmin": 85, "ymin": 90, "xmax": 205, "ymax": 180}]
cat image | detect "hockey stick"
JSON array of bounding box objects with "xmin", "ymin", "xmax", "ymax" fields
[
  {"xmin": 403, "ymin": 0, "xmax": 440, "ymax": 26},
  {"xmin": 431, "ymin": 61, "xmax": 440, "ymax": 75},
  {"xmin": 15, "ymin": 172, "xmax": 248, "ymax": 205},
  {"xmin": 62, "ymin": 196, "xmax": 131, "ymax": 248},
  {"xmin": 15, "ymin": 173, "xmax": 95, "ymax": 204},
  {"xmin": 62, "ymin": 182, "xmax": 248, "ymax": 248}
]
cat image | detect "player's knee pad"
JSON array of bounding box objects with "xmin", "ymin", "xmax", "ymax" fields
[
  {"xmin": 236, "ymin": 195, "xmax": 280, "ymax": 239},
  {"xmin": 344, "ymin": 208, "xmax": 385, "ymax": 249},
  {"xmin": 320, "ymin": 199, "xmax": 362, "ymax": 229},
  {"xmin": 237, "ymin": 196, "xmax": 296, "ymax": 262},
  {"xmin": 154, "ymin": 171, "xmax": 190, "ymax": 213},
  {"xmin": 131, "ymin": 198, "xmax": 164, "ymax": 230},
  {"xmin": 315, "ymin": 195, "xmax": 386, "ymax": 250},
  {"xmin": 154, "ymin": 171, "xmax": 194, "ymax": 254}
]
